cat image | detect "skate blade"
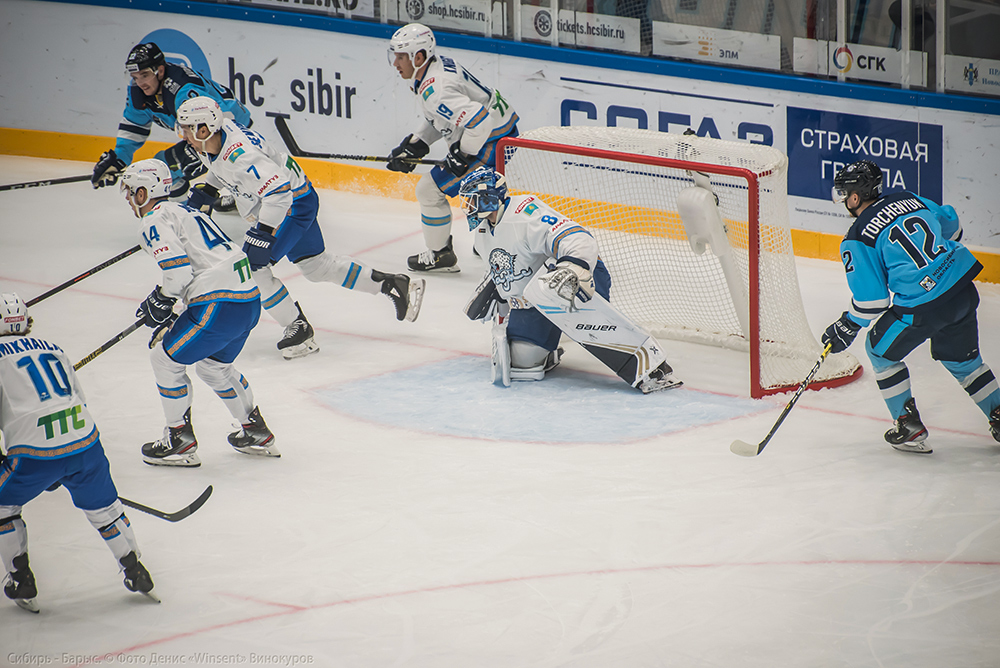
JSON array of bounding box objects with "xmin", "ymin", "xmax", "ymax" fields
[
  {"xmin": 890, "ymin": 441, "xmax": 933, "ymax": 454},
  {"xmin": 281, "ymin": 340, "xmax": 320, "ymax": 360},
  {"xmin": 14, "ymin": 598, "xmax": 40, "ymax": 613},
  {"xmin": 404, "ymin": 278, "xmax": 426, "ymax": 322},
  {"xmin": 233, "ymin": 443, "xmax": 281, "ymax": 458},
  {"xmin": 409, "ymin": 265, "xmax": 460, "ymax": 274},
  {"xmin": 639, "ymin": 376, "xmax": 684, "ymax": 394},
  {"xmin": 139, "ymin": 589, "xmax": 161, "ymax": 603},
  {"xmin": 143, "ymin": 452, "xmax": 202, "ymax": 467}
]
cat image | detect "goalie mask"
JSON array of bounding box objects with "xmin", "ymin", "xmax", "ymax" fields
[
  {"xmin": 0, "ymin": 293, "xmax": 31, "ymax": 337},
  {"xmin": 459, "ymin": 167, "xmax": 508, "ymax": 230},
  {"xmin": 388, "ymin": 23, "xmax": 436, "ymax": 79},
  {"xmin": 833, "ymin": 160, "xmax": 883, "ymax": 206},
  {"xmin": 176, "ymin": 96, "xmax": 225, "ymax": 152},
  {"xmin": 120, "ymin": 159, "xmax": 172, "ymax": 217}
]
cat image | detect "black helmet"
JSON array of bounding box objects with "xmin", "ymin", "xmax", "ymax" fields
[
  {"xmin": 125, "ymin": 43, "xmax": 166, "ymax": 74},
  {"xmin": 833, "ymin": 160, "xmax": 883, "ymax": 204}
]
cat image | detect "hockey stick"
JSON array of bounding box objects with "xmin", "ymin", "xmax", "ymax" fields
[
  {"xmin": 0, "ymin": 174, "xmax": 91, "ymax": 192},
  {"xmin": 120, "ymin": 485, "xmax": 213, "ymax": 523},
  {"xmin": 730, "ymin": 343, "xmax": 833, "ymax": 457},
  {"xmin": 267, "ymin": 112, "xmax": 441, "ymax": 165},
  {"xmin": 73, "ymin": 319, "xmax": 144, "ymax": 371},
  {"xmin": 26, "ymin": 245, "xmax": 142, "ymax": 307}
]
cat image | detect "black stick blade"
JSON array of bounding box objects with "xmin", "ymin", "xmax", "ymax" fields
[{"xmin": 120, "ymin": 485, "xmax": 213, "ymax": 522}]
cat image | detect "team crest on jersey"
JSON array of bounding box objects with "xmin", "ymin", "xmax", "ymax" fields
[{"xmin": 488, "ymin": 248, "xmax": 532, "ymax": 291}]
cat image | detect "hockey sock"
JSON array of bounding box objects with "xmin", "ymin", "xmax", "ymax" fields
[
  {"xmin": 196, "ymin": 358, "xmax": 256, "ymax": 423},
  {"xmin": 151, "ymin": 345, "xmax": 194, "ymax": 427},
  {"xmin": 0, "ymin": 511, "xmax": 28, "ymax": 575},
  {"xmin": 872, "ymin": 359, "xmax": 912, "ymax": 419},
  {"xmin": 85, "ymin": 501, "xmax": 140, "ymax": 564},
  {"xmin": 252, "ymin": 267, "xmax": 300, "ymax": 328},
  {"xmin": 416, "ymin": 175, "xmax": 452, "ymax": 250},
  {"xmin": 295, "ymin": 253, "xmax": 380, "ymax": 294},
  {"xmin": 941, "ymin": 357, "xmax": 1000, "ymax": 417}
]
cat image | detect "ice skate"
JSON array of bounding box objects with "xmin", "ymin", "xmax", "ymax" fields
[
  {"xmin": 4, "ymin": 554, "xmax": 39, "ymax": 613},
  {"xmin": 228, "ymin": 406, "xmax": 280, "ymax": 457},
  {"xmin": 407, "ymin": 235, "xmax": 460, "ymax": 273},
  {"xmin": 637, "ymin": 362, "xmax": 684, "ymax": 394},
  {"xmin": 142, "ymin": 408, "xmax": 201, "ymax": 467},
  {"xmin": 277, "ymin": 302, "xmax": 319, "ymax": 360},
  {"xmin": 378, "ymin": 272, "xmax": 425, "ymax": 322},
  {"xmin": 885, "ymin": 398, "xmax": 931, "ymax": 454},
  {"xmin": 988, "ymin": 405, "xmax": 1000, "ymax": 443},
  {"xmin": 120, "ymin": 551, "xmax": 159, "ymax": 602}
]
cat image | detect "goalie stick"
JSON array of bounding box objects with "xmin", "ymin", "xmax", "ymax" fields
[
  {"xmin": 268, "ymin": 112, "xmax": 440, "ymax": 165},
  {"xmin": 730, "ymin": 344, "xmax": 833, "ymax": 457},
  {"xmin": 0, "ymin": 174, "xmax": 91, "ymax": 192},
  {"xmin": 120, "ymin": 485, "xmax": 213, "ymax": 523},
  {"xmin": 73, "ymin": 319, "xmax": 144, "ymax": 371},
  {"xmin": 26, "ymin": 245, "xmax": 142, "ymax": 307}
]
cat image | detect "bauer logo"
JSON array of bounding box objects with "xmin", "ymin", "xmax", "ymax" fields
[
  {"xmin": 137, "ymin": 29, "xmax": 212, "ymax": 81},
  {"xmin": 786, "ymin": 107, "xmax": 942, "ymax": 204}
]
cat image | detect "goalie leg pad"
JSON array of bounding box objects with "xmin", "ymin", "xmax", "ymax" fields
[
  {"xmin": 491, "ymin": 320, "xmax": 511, "ymax": 387},
  {"xmin": 509, "ymin": 339, "xmax": 554, "ymax": 382}
]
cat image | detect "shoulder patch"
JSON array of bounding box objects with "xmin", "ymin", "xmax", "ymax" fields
[
  {"xmin": 225, "ymin": 145, "xmax": 245, "ymax": 163},
  {"xmin": 514, "ymin": 197, "xmax": 536, "ymax": 214}
]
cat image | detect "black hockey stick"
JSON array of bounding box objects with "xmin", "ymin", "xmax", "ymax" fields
[
  {"xmin": 268, "ymin": 112, "xmax": 441, "ymax": 165},
  {"xmin": 730, "ymin": 343, "xmax": 833, "ymax": 457},
  {"xmin": 120, "ymin": 485, "xmax": 213, "ymax": 523},
  {"xmin": 26, "ymin": 245, "xmax": 142, "ymax": 307},
  {"xmin": 73, "ymin": 319, "xmax": 144, "ymax": 371},
  {"xmin": 0, "ymin": 174, "xmax": 91, "ymax": 192}
]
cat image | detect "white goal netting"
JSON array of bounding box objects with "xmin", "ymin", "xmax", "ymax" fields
[{"xmin": 500, "ymin": 126, "xmax": 861, "ymax": 397}]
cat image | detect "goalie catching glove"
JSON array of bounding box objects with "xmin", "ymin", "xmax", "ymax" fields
[
  {"xmin": 92, "ymin": 150, "xmax": 127, "ymax": 189},
  {"xmin": 540, "ymin": 261, "xmax": 595, "ymax": 313},
  {"xmin": 386, "ymin": 134, "xmax": 429, "ymax": 174},
  {"xmin": 822, "ymin": 311, "xmax": 862, "ymax": 354},
  {"xmin": 465, "ymin": 273, "xmax": 508, "ymax": 322}
]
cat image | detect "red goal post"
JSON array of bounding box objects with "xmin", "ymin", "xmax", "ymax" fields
[{"xmin": 497, "ymin": 126, "xmax": 862, "ymax": 398}]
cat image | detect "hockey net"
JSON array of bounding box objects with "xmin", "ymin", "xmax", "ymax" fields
[{"xmin": 498, "ymin": 126, "xmax": 862, "ymax": 398}]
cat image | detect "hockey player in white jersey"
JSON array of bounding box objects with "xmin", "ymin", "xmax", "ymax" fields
[
  {"xmin": 386, "ymin": 23, "xmax": 519, "ymax": 273},
  {"xmin": 458, "ymin": 167, "xmax": 681, "ymax": 392},
  {"xmin": 0, "ymin": 294, "xmax": 155, "ymax": 611},
  {"xmin": 121, "ymin": 159, "xmax": 277, "ymax": 467},
  {"xmin": 177, "ymin": 96, "xmax": 424, "ymax": 359}
]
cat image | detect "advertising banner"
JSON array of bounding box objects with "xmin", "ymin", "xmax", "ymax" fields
[
  {"xmin": 234, "ymin": 0, "xmax": 376, "ymax": 19},
  {"xmin": 944, "ymin": 55, "xmax": 1000, "ymax": 98},
  {"xmin": 519, "ymin": 7, "xmax": 641, "ymax": 54},
  {"xmin": 385, "ymin": 0, "xmax": 492, "ymax": 35},
  {"xmin": 793, "ymin": 38, "xmax": 927, "ymax": 87},
  {"xmin": 651, "ymin": 22, "xmax": 780, "ymax": 71}
]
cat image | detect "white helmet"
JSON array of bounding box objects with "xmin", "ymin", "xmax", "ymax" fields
[
  {"xmin": 388, "ymin": 23, "xmax": 435, "ymax": 78},
  {"xmin": 0, "ymin": 293, "xmax": 31, "ymax": 336},
  {"xmin": 120, "ymin": 159, "xmax": 173, "ymax": 200},
  {"xmin": 176, "ymin": 96, "xmax": 225, "ymax": 136}
]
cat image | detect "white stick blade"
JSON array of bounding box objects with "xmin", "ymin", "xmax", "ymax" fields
[{"xmin": 730, "ymin": 439, "xmax": 761, "ymax": 457}]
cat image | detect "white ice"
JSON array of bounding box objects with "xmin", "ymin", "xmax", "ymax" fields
[{"xmin": 1, "ymin": 156, "xmax": 999, "ymax": 667}]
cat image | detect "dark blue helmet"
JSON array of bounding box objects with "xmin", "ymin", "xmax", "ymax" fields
[
  {"xmin": 459, "ymin": 167, "xmax": 509, "ymax": 230},
  {"xmin": 125, "ymin": 43, "xmax": 166, "ymax": 74},
  {"xmin": 833, "ymin": 160, "xmax": 883, "ymax": 204}
]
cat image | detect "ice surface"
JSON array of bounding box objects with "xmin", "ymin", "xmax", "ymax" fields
[{"xmin": 1, "ymin": 156, "xmax": 999, "ymax": 667}]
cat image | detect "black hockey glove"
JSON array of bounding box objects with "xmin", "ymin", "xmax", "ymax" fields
[
  {"xmin": 465, "ymin": 273, "xmax": 507, "ymax": 322},
  {"xmin": 243, "ymin": 226, "xmax": 277, "ymax": 271},
  {"xmin": 187, "ymin": 183, "xmax": 221, "ymax": 215},
  {"xmin": 136, "ymin": 286, "xmax": 177, "ymax": 328},
  {"xmin": 443, "ymin": 142, "xmax": 472, "ymax": 178},
  {"xmin": 386, "ymin": 134, "xmax": 430, "ymax": 174},
  {"xmin": 92, "ymin": 149, "xmax": 126, "ymax": 189},
  {"xmin": 822, "ymin": 312, "xmax": 862, "ymax": 354},
  {"xmin": 164, "ymin": 141, "xmax": 208, "ymax": 180}
]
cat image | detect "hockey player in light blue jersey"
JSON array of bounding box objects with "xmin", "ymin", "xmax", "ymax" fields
[
  {"xmin": 0, "ymin": 294, "xmax": 155, "ymax": 612},
  {"xmin": 92, "ymin": 42, "xmax": 251, "ymax": 205},
  {"xmin": 822, "ymin": 160, "xmax": 1000, "ymax": 453}
]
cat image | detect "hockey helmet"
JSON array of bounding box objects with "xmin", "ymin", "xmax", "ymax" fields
[
  {"xmin": 833, "ymin": 160, "xmax": 883, "ymax": 204},
  {"xmin": 0, "ymin": 293, "xmax": 31, "ymax": 337},
  {"xmin": 120, "ymin": 159, "xmax": 173, "ymax": 210},
  {"xmin": 459, "ymin": 167, "xmax": 509, "ymax": 230},
  {"xmin": 176, "ymin": 96, "xmax": 225, "ymax": 137},
  {"xmin": 387, "ymin": 23, "xmax": 436, "ymax": 77},
  {"xmin": 125, "ymin": 43, "xmax": 166, "ymax": 75}
]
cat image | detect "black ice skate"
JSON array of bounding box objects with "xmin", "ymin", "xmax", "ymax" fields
[
  {"xmin": 142, "ymin": 408, "xmax": 201, "ymax": 467},
  {"xmin": 4, "ymin": 553, "xmax": 39, "ymax": 613},
  {"xmin": 637, "ymin": 362, "xmax": 684, "ymax": 394},
  {"xmin": 407, "ymin": 235, "xmax": 460, "ymax": 273},
  {"xmin": 989, "ymin": 405, "xmax": 1000, "ymax": 444},
  {"xmin": 885, "ymin": 398, "xmax": 931, "ymax": 454},
  {"xmin": 120, "ymin": 551, "xmax": 159, "ymax": 602},
  {"xmin": 228, "ymin": 406, "xmax": 280, "ymax": 457},
  {"xmin": 375, "ymin": 271, "xmax": 426, "ymax": 322},
  {"xmin": 277, "ymin": 302, "xmax": 319, "ymax": 360}
]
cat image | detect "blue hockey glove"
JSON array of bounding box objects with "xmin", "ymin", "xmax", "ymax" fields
[
  {"xmin": 443, "ymin": 143, "xmax": 472, "ymax": 178},
  {"xmin": 243, "ymin": 226, "xmax": 277, "ymax": 271},
  {"xmin": 822, "ymin": 312, "xmax": 862, "ymax": 354},
  {"xmin": 92, "ymin": 149, "xmax": 126, "ymax": 189},
  {"xmin": 187, "ymin": 183, "xmax": 221, "ymax": 214},
  {"xmin": 136, "ymin": 286, "xmax": 177, "ymax": 328},
  {"xmin": 386, "ymin": 134, "xmax": 430, "ymax": 174},
  {"xmin": 164, "ymin": 141, "xmax": 208, "ymax": 180}
]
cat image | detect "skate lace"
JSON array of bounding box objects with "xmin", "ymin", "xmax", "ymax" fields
[
  {"xmin": 416, "ymin": 248, "xmax": 436, "ymax": 266},
  {"xmin": 284, "ymin": 319, "xmax": 305, "ymax": 337}
]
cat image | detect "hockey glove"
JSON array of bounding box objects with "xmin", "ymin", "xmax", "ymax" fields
[
  {"xmin": 187, "ymin": 183, "xmax": 221, "ymax": 215},
  {"xmin": 136, "ymin": 286, "xmax": 177, "ymax": 328},
  {"xmin": 92, "ymin": 149, "xmax": 127, "ymax": 189},
  {"xmin": 443, "ymin": 143, "xmax": 472, "ymax": 178},
  {"xmin": 386, "ymin": 134, "xmax": 430, "ymax": 174},
  {"xmin": 148, "ymin": 313, "xmax": 178, "ymax": 349},
  {"xmin": 465, "ymin": 273, "xmax": 508, "ymax": 322},
  {"xmin": 164, "ymin": 141, "xmax": 208, "ymax": 180},
  {"xmin": 822, "ymin": 311, "xmax": 862, "ymax": 354},
  {"xmin": 243, "ymin": 226, "xmax": 277, "ymax": 271}
]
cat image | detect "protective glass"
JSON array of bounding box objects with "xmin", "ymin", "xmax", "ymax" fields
[
  {"xmin": 459, "ymin": 192, "xmax": 483, "ymax": 230},
  {"xmin": 832, "ymin": 186, "xmax": 849, "ymax": 204}
]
